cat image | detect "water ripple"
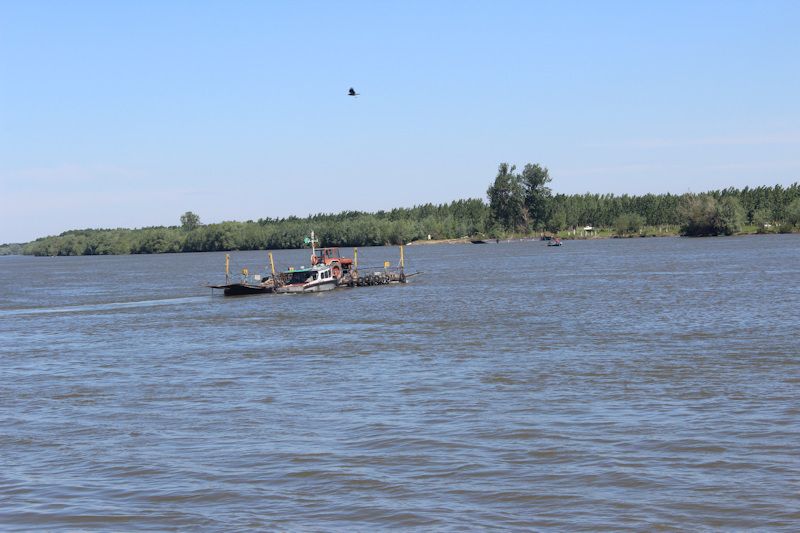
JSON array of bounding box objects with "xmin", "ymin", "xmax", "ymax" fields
[{"xmin": 1, "ymin": 237, "xmax": 799, "ymax": 530}]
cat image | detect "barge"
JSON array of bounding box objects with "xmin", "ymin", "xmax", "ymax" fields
[{"xmin": 207, "ymin": 232, "xmax": 413, "ymax": 296}]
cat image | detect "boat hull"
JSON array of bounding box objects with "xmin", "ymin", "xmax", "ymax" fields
[
  {"xmin": 276, "ymin": 280, "xmax": 338, "ymax": 294},
  {"xmin": 208, "ymin": 282, "xmax": 274, "ymax": 296}
]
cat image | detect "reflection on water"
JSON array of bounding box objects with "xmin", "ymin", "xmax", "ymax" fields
[{"xmin": 1, "ymin": 236, "xmax": 799, "ymax": 530}]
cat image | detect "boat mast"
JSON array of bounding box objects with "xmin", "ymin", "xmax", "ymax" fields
[{"xmin": 307, "ymin": 230, "xmax": 319, "ymax": 258}]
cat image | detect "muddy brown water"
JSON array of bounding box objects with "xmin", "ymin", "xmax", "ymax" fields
[{"xmin": 1, "ymin": 235, "xmax": 799, "ymax": 530}]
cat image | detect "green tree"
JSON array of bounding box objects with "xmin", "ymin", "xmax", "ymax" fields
[
  {"xmin": 751, "ymin": 207, "xmax": 771, "ymax": 226},
  {"xmin": 717, "ymin": 196, "xmax": 745, "ymax": 235},
  {"xmin": 614, "ymin": 213, "xmax": 645, "ymax": 236},
  {"xmin": 751, "ymin": 207, "xmax": 773, "ymax": 232},
  {"xmin": 546, "ymin": 208, "xmax": 567, "ymax": 233},
  {"xmin": 680, "ymin": 195, "xmax": 720, "ymax": 236},
  {"xmin": 680, "ymin": 195, "xmax": 744, "ymax": 236},
  {"xmin": 180, "ymin": 211, "xmax": 201, "ymax": 231},
  {"xmin": 786, "ymin": 198, "xmax": 800, "ymax": 227},
  {"xmin": 0, "ymin": 243, "xmax": 24, "ymax": 255},
  {"xmin": 487, "ymin": 163, "xmax": 526, "ymax": 231},
  {"xmin": 520, "ymin": 163, "xmax": 552, "ymax": 230}
]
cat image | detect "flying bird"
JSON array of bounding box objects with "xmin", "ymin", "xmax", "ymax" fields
[{"xmin": 348, "ymin": 87, "xmax": 359, "ymax": 97}]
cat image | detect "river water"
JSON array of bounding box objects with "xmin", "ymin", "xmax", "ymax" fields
[{"xmin": 1, "ymin": 235, "xmax": 798, "ymax": 531}]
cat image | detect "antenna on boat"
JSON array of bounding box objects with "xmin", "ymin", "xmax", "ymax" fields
[{"xmin": 304, "ymin": 231, "xmax": 319, "ymax": 256}]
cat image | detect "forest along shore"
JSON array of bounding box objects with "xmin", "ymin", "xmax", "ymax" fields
[
  {"xmin": 3, "ymin": 178, "xmax": 799, "ymax": 256},
  {"xmin": 405, "ymin": 226, "xmax": 794, "ymax": 246}
]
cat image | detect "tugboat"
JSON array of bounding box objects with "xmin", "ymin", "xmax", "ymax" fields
[
  {"xmin": 276, "ymin": 231, "xmax": 347, "ymax": 293},
  {"xmin": 275, "ymin": 263, "xmax": 338, "ymax": 293},
  {"xmin": 208, "ymin": 231, "xmax": 414, "ymax": 296}
]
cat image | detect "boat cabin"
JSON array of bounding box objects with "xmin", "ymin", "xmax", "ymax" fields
[
  {"xmin": 277, "ymin": 263, "xmax": 338, "ymax": 293},
  {"xmin": 281, "ymin": 265, "xmax": 336, "ymax": 285},
  {"xmin": 282, "ymin": 268, "xmax": 314, "ymax": 285}
]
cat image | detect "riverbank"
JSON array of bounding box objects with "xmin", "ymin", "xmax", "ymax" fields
[
  {"xmin": 406, "ymin": 237, "xmax": 474, "ymax": 245},
  {"xmin": 406, "ymin": 225, "xmax": 797, "ymax": 245},
  {"xmin": 4, "ymin": 224, "xmax": 797, "ymax": 256}
]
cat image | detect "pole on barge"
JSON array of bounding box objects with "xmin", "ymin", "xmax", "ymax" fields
[
  {"xmin": 225, "ymin": 254, "xmax": 230, "ymax": 284},
  {"xmin": 400, "ymin": 245, "xmax": 405, "ymax": 269},
  {"xmin": 269, "ymin": 252, "xmax": 276, "ymax": 278}
]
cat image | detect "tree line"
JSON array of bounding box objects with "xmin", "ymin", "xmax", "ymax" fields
[
  {"xmin": 11, "ymin": 163, "xmax": 800, "ymax": 256},
  {"xmin": 486, "ymin": 163, "xmax": 800, "ymax": 237},
  {"xmin": 19, "ymin": 200, "xmax": 489, "ymax": 256}
]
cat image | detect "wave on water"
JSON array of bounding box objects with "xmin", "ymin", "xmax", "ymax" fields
[{"xmin": 0, "ymin": 296, "xmax": 208, "ymax": 317}]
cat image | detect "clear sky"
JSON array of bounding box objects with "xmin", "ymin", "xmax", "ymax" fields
[{"xmin": 1, "ymin": 1, "xmax": 799, "ymax": 243}]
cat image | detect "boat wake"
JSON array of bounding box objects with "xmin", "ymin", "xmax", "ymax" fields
[{"xmin": 0, "ymin": 296, "xmax": 208, "ymax": 317}]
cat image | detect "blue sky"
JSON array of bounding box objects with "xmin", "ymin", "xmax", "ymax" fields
[{"xmin": 1, "ymin": 1, "xmax": 798, "ymax": 243}]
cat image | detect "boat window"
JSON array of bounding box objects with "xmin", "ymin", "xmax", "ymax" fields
[{"xmin": 287, "ymin": 271, "xmax": 310, "ymax": 284}]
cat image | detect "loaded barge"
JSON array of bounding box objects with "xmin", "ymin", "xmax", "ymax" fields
[{"xmin": 208, "ymin": 232, "xmax": 412, "ymax": 296}]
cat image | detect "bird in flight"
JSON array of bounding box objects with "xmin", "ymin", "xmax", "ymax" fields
[{"xmin": 348, "ymin": 87, "xmax": 359, "ymax": 97}]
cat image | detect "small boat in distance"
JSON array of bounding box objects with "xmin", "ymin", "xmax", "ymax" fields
[
  {"xmin": 470, "ymin": 239, "xmax": 488, "ymax": 244},
  {"xmin": 547, "ymin": 237, "xmax": 563, "ymax": 247}
]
